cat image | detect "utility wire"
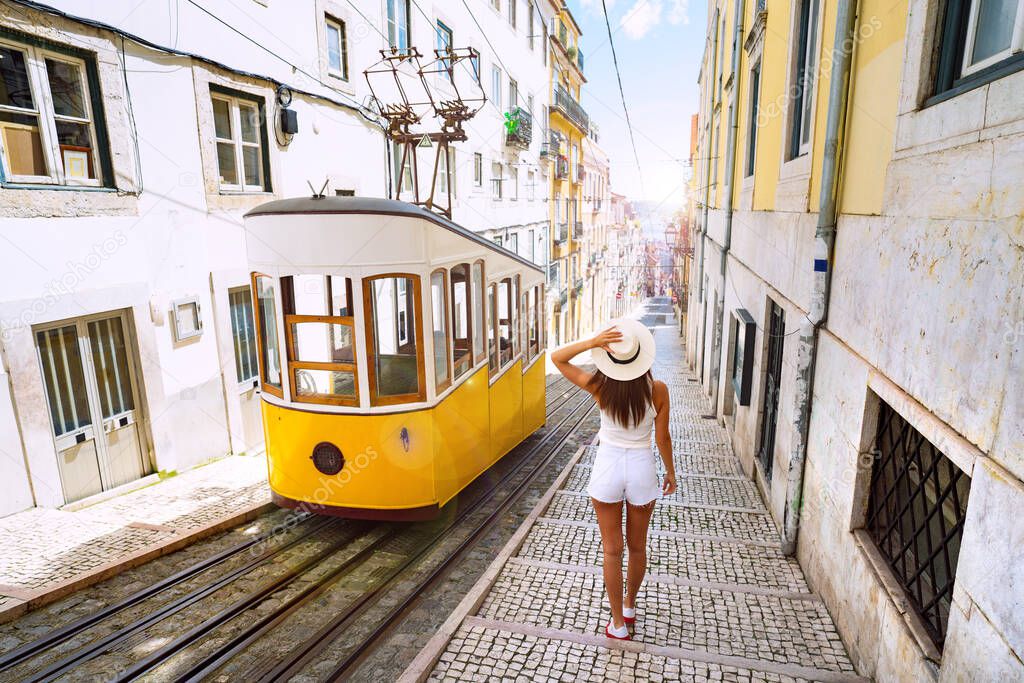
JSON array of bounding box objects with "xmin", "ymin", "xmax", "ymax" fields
[{"xmin": 599, "ymin": 0, "xmax": 645, "ymax": 199}]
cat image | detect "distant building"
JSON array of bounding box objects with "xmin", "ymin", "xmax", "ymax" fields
[{"xmin": 689, "ymin": 0, "xmax": 1023, "ymax": 679}]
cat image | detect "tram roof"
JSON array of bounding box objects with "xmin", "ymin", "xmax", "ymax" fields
[{"xmin": 245, "ymin": 196, "xmax": 544, "ymax": 273}]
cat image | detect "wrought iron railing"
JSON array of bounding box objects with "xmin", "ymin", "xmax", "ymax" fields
[
  {"xmin": 554, "ymin": 222, "xmax": 568, "ymax": 243},
  {"xmin": 576, "ymin": 162, "xmax": 586, "ymax": 183},
  {"xmin": 552, "ymin": 84, "xmax": 589, "ymax": 133},
  {"xmin": 555, "ymin": 155, "xmax": 569, "ymax": 180},
  {"xmin": 505, "ymin": 107, "xmax": 532, "ymax": 149},
  {"xmin": 573, "ymin": 221, "xmax": 583, "ymax": 238}
]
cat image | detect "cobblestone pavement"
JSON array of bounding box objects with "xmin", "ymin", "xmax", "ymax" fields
[
  {"xmin": 403, "ymin": 299, "xmax": 868, "ymax": 683},
  {"xmin": 0, "ymin": 452, "xmax": 269, "ymax": 620}
]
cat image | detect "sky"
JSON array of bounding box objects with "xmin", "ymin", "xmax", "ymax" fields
[{"xmin": 570, "ymin": 0, "xmax": 706, "ymax": 211}]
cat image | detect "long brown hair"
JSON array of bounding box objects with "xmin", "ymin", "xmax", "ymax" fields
[{"xmin": 587, "ymin": 370, "xmax": 653, "ymax": 428}]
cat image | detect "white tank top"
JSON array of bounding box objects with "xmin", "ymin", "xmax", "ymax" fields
[{"xmin": 597, "ymin": 401, "xmax": 656, "ymax": 449}]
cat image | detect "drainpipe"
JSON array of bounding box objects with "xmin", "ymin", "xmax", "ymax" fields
[
  {"xmin": 708, "ymin": 0, "xmax": 744, "ymax": 412},
  {"xmin": 781, "ymin": 0, "xmax": 859, "ymax": 556},
  {"xmin": 695, "ymin": 10, "xmax": 720, "ymax": 377}
]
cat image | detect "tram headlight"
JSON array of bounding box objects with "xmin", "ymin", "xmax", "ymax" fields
[{"xmin": 310, "ymin": 442, "xmax": 345, "ymax": 475}]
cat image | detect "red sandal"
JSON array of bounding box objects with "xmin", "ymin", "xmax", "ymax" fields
[{"xmin": 606, "ymin": 621, "xmax": 631, "ymax": 640}]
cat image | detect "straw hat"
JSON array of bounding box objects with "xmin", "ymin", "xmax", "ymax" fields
[{"xmin": 590, "ymin": 318, "xmax": 656, "ymax": 381}]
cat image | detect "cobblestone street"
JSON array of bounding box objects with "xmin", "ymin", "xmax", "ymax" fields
[
  {"xmin": 0, "ymin": 453, "xmax": 270, "ymax": 622},
  {"xmin": 403, "ymin": 311, "xmax": 868, "ymax": 683}
]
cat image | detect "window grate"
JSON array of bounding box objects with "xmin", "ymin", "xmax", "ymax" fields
[{"xmin": 865, "ymin": 401, "xmax": 971, "ymax": 650}]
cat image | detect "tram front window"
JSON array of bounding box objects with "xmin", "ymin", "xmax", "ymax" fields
[{"xmin": 368, "ymin": 275, "xmax": 422, "ymax": 401}]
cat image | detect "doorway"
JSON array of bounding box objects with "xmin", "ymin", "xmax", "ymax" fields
[
  {"xmin": 35, "ymin": 310, "xmax": 149, "ymax": 503},
  {"xmin": 757, "ymin": 300, "xmax": 785, "ymax": 483}
]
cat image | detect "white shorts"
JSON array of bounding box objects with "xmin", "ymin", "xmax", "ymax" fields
[{"xmin": 586, "ymin": 442, "xmax": 661, "ymax": 506}]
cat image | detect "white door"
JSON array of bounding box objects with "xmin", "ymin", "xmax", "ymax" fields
[{"xmin": 36, "ymin": 311, "xmax": 149, "ymax": 503}]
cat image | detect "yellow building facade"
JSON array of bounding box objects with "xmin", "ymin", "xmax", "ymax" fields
[
  {"xmin": 544, "ymin": 1, "xmax": 588, "ymax": 345},
  {"xmin": 688, "ymin": 0, "xmax": 1024, "ymax": 680}
]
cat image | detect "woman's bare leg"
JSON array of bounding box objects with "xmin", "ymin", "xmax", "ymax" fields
[
  {"xmin": 591, "ymin": 498, "xmax": 625, "ymax": 628},
  {"xmin": 625, "ymin": 501, "xmax": 656, "ymax": 610}
]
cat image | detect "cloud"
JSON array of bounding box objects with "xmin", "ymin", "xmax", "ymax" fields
[
  {"xmin": 620, "ymin": 0, "xmax": 661, "ymax": 39},
  {"xmin": 667, "ymin": 0, "xmax": 689, "ymax": 25}
]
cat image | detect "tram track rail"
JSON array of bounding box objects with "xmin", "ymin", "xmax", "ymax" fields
[
  {"xmin": 228, "ymin": 384, "xmax": 597, "ymax": 682},
  {"xmin": 0, "ymin": 374, "xmax": 586, "ymax": 682}
]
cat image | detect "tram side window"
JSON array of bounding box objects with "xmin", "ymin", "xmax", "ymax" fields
[
  {"xmin": 450, "ymin": 264, "xmax": 473, "ymax": 379},
  {"xmin": 527, "ymin": 286, "xmax": 539, "ymax": 360},
  {"xmin": 487, "ymin": 283, "xmax": 498, "ymax": 374},
  {"xmin": 471, "ymin": 261, "xmax": 486, "ymax": 364},
  {"xmin": 253, "ymin": 275, "xmax": 283, "ymax": 397},
  {"xmin": 367, "ymin": 275, "xmax": 423, "ymax": 402},
  {"xmin": 430, "ymin": 270, "xmax": 451, "ymax": 392},
  {"xmin": 513, "ymin": 275, "xmax": 521, "ymax": 356},
  {"xmin": 497, "ymin": 278, "xmax": 513, "ymax": 367},
  {"xmin": 281, "ymin": 274, "xmax": 357, "ymax": 405}
]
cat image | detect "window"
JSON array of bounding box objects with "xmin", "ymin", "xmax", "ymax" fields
[
  {"xmin": 212, "ymin": 91, "xmax": 268, "ymax": 192},
  {"xmin": 491, "ymin": 161, "xmax": 503, "ymax": 199},
  {"xmin": 393, "ymin": 140, "xmax": 415, "ymax": 193},
  {"xmin": 492, "ymin": 0, "xmax": 500, "ymax": 9},
  {"xmin": 364, "ymin": 274, "xmax": 424, "ymax": 404},
  {"xmin": 509, "ymin": 78, "xmax": 518, "ymax": 109},
  {"xmin": 450, "ymin": 264, "xmax": 474, "ymax": 379},
  {"xmin": 281, "ymin": 275, "xmax": 357, "ymax": 405},
  {"xmin": 494, "ymin": 235, "xmax": 503, "ymax": 247},
  {"xmin": 430, "ymin": 270, "xmax": 451, "ymax": 392},
  {"xmin": 229, "ymin": 287, "xmax": 259, "ymax": 386},
  {"xmin": 527, "ymin": 170, "xmax": 535, "ymax": 200},
  {"xmin": 438, "ymin": 146, "xmax": 456, "ymax": 197},
  {"xmin": 0, "ymin": 38, "xmax": 108, "ymax": 186},
  {"xmin": 509, "ymin": 0, "xmax": 517, "ymax": 28},
  {"xmin": 543, "ymin": 22, "xmax": 548, "ymax": 66},
  {"xmin": 788, "ymin": 0, "xmax": 820, "ymax": 159},
  {"xmin": 496, "ymin": 277, "xmax": 515, "ymax": 366},
  {"xmin": 487, "ymin": 283, "xmax": 499, "ymax": 373},
  {"xmin": 746, "ymin": 62, "xmax": 761, "ymax": 178},
  {"xmin": 473, "ymin": 152, "xmax": 483, "ymax": 186},
  {"xmin": 527, "ymin": 93, "xmax": 534, "ymax": 114},
  {"xmin": 472, "ymin": 260, "xmax": 486, "ymax": 363},
  {"xmin": 510, "ymin": 166, "xmax": 519, "ymax": 200},
  {"xmin": 491, "ymin": 65, "xmax": 502, "ymax": 108},
  {"xmin": 527, "ymin": 228, "xmax": 535, "ymax": 261},
  {"xmin": 509, "ymin": 231, "xmax": 519, "ymax": 253},
  {"xmin": 252, "ymin": 274, "xmax": 283, "ymax": 398},
  {"xmin": 527, "ymin": 285, "xmax": 540, "ymax": 358},
  {"xmin": 387, "ymin": 0, "xmax": 411, "ymax": 52},
  {"xmin": 935, "ymin": 0, "xmax": 1024, "ymax": 97},
  {"xmin": 470, "ymin": 51, "xmax": 481, "ymax": 82},
  {"xmin": 865, "ymin": 400, "xmax": 972, "ymax": 650},
  {"xmin": 436, "ymin": 20, "xmax": 454, "ymax": 82},
  {"xmin": 325, "ymin": 16, "xmax": 349, "ymax": 80},
  {"xmin": 528, "ymin": 1, "xmax": 535, "ymax": 50}
]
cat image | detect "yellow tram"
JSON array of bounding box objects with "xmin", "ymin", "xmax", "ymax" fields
[{"xmin": 244, "ymin": 197, "xmax": 547, "ymax": 520}]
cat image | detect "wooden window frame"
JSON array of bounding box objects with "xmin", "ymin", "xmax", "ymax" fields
[
  {"xmin": 284, "ymin": 313, "xmax": 359, "ymax": 407},
  {"xmin": 363, "ymin": 272, "xmax": 426, "ymax": 406},
  {"xmin": 450, "ymin": 263, "xmax": 474, "ymax": 379},
  {"xmin": 250, "ymin": 272, "xmax": 284, "ymax": 399},
  {"xmin": 472, "ymin": 259, "xmax": 487, "ymax": 365},
  {"xmin": 430, "ymin": 268, "xmax": 452, "ymax": 393},
  {"xmin": 210, "ymin": 85, "xmax": 271, "ymax": 193},
  {"xmin": 325, "ymin": 15, "xmax": 349, "ymax": 81},
  {"xmin": 0, "ymin": 32, "xmax": 112, "ymax": 187}
]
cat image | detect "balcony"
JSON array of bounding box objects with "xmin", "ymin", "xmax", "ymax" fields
[
  {"xmin": 540, "ymin": 129, "xmax": 562, "ymax": 159},
  {"xmin": 505, "ymin": 106, "xmax": 532, "ymax": 150},
  {"xmin": 555, "ymin": 155, "xmax": 569, "ymax": 180},
  {"xmin": 547, "ymin": 260, "xmax": 560, "ymax": 285},
  {"xmin": 558, "ymin": 289, "xmax": 568, "ymax": 307},
  {"xmin": 573, "ymin": 221, "xmax": 583, "ymax": 239},
  {"xmin": 576, "ymin": 162, "xmax": 586, "ymax": 183},
  {"xmin": 554, "ymin": 222, "xmax": 569, "ymax": 244},
  {"xmin": 551, "ymin": 84, "xmax": 589, "ymax": 133}
]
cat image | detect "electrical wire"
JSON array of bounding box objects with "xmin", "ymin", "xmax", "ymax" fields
[
  {"xmin": 599, "ymin": 0, "xmax": 645, "ymax": 199},
  {"xmin": 5, "ymin": 0, "xmax": 383, "ymax": 128}
]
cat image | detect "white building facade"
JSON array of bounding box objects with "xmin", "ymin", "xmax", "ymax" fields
[{"xmin": 0, "ymin": 0, "xmax": 551, "ymax": 517}]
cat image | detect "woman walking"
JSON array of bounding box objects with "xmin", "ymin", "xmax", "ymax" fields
[{"xmin": 551, "ymin": 320, "xmax": 676, "ymax": 641}]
